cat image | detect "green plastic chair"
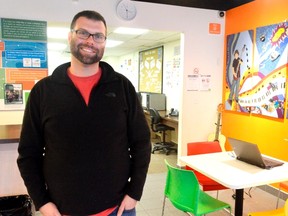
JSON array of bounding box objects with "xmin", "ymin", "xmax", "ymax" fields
[{"xmin": 162, "ymin": 160, "xmax": 231, "ymax": 216}]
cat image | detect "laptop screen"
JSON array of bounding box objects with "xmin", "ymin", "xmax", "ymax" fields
[
  {"xmin": 228, "ymin": 137, "xmax": 284, "ymax": 169},
  {"xmin": 228, "ymin": 138, "xmax": 266, "ymax": 168}
]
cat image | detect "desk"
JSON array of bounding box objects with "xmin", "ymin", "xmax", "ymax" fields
[
  {"xmin": 180, "ymin": 152, "xmax": 288, "ymax": 216},
  {"xmin": 143, "ymin": 110, "xmax": 178, "ymax": 144},
  {"xmin": 0, "ymin": 124, "xmax": 27, "ymax": 196}
]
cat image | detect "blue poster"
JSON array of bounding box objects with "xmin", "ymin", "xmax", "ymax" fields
[{"xmin": 1, "ymin": 40, "xmax": 47, "ymax": 68}]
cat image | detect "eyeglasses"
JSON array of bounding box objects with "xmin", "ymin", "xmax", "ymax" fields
[{"xmin": 71, "ymin": 29, "xmax": 106, "ymax": 43}]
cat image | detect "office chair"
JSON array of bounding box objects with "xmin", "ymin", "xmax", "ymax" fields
[
  {"xmin": 248, "ymin": 198, "xmax": 288, "ymax": 216},
  {"xmin": 149, "ymin": 108, "xmax": 176, "ymax": 155},
  {"xmin": 277, "ymin": 181, "xmax": 288, "ymax": 209},
  {"xmin": 186, "ymin": 141, "xmax": 228, "ymax": 197},
  {"xmin": 162, "ymin": 160, "xmax": 231, "ymax": 216}
]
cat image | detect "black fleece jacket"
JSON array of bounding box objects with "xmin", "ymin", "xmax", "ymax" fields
[{"xmin": 17, "ymin": 61, "xmax": 151, "ymax": 215}]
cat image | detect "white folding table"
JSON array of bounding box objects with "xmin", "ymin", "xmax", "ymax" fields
[{"xmin": 180, "ymin": 152, "xmax": 288, "ymax": 216}]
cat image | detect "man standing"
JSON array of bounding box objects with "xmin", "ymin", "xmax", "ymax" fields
[
  {"xmin": 17, "ymin": 10, "xmax": 151, "ymax": 216},
  {"xmin": 228, "ymin": 49, "xmax": 243, "ymax": 104}
]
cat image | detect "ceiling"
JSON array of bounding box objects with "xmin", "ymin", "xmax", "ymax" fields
[
  {"xmin": 132, "ymin": 0, "xmax": 255, "ymax": 11},
  {"xmin": 48, "ymin": 0, "xmax": 254, "ymax": 58},
  {"xmin": 103, "ymin": 0, "xmax": 255, "ymax": 56},
  {"xmin": 48, "ymin": 24, "xmax": 181, "ymax": 58},
  {"xmin": 104, "ymin": 27, "xmax": 180, "ymax": 57}
]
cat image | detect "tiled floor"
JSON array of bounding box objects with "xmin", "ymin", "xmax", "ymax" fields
[{"xmin": 34, "ymin": 150, "xmax": 287, "ymax": 216}]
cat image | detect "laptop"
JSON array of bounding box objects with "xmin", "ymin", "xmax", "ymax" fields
[{"xmin": 228, "ymin": 138, "xmax": 284, "ymax": 169}]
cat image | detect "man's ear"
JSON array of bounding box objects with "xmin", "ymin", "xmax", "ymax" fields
[{"xmin": 68, "ymin": 31, "xmax": 72, "ymax": 43}]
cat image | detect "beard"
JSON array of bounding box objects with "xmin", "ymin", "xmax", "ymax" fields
[{"xmin": 70, "ymin": 40, "xmax": 104, "ymax": 65}]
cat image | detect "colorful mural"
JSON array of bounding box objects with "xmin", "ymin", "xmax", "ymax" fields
[{"xmin": 225, "ymin": 21, "xmax": 288, "ymax": 119}]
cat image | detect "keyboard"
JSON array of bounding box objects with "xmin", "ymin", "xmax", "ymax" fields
[{"xmin": 262, "ymin": 156, "xmax": 284, "ymax": 168}]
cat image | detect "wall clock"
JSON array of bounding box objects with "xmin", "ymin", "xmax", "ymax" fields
[{"xmin": 116, "ymin": 0, "xmax": 137, "ymax": 21}]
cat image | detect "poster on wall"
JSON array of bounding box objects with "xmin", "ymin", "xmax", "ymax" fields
[
  {"xmin": 139, "ymin": 46, "xmax": 163, "ymax": 94},
  {"xmin": 0, "ymin": 18, "xmax": 48, "ymax": 111},
  {"xmin": 4, "ymin": 83, "xmax": 23, "ymax": 105},
  {"xmin": 225, "ymin": 22, "xmax": 288, "ymax": 119},
  {"xmin": 225, "ymin": 30, "xmax": 254, "ymax": 112},
  {"xmin": 253, "ymin": 22, "xmax": 287, "ymax": 119}
]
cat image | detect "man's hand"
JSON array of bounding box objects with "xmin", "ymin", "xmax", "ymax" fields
[
  {"xmin": 233, "ymin": 72, "xmax": 237, "ymax": 79},
  {"xmin": 117, "ymin": 195, "xmax": 137, "ymax": 216},
  {"xmin": 39, "ymin": 202, "xmax": 61, "ymax": 216}
]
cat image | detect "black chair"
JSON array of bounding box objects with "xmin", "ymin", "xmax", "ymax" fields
[{"xmin": 149, "ymin": 108, "xmax": 177, "ymax": 155}]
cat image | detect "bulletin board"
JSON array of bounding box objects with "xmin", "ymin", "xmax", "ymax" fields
[{"xmin": 0, "ymin": 18, "xmax": 48, "ymax": 111}]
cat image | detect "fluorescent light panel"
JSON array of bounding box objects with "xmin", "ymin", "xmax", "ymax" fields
[
  {"xmin": 106, "ymin": 39, "xmax": 123, "ymax": 48},
  {"xmin": 47, "ymin": 27, "xmax": 70, "ymax": 39},
  {"xmin": 114, "ymin": 27, "xmax": 149, "ymax": 35},
  {"xmin": 48, "ymin": 42, "xmax": 67, "ymax": 51}
]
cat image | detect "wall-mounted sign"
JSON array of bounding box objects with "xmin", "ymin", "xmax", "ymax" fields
[{"xmin": 0, "ymin": 18, "xmax": 48, "ymax": 111}]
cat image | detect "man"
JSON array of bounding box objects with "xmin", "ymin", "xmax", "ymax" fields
[
  {"xmin": 228, "ymin": 49, "xmax": 243, "ymax": 104},
  {"xmin": 17, "ymin": 10, "xmax": 151, "ymax": 216}
]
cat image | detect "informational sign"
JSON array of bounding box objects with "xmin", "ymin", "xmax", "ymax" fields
[
  {"xmin": 0, "ymin": 18, "xmax": 48, "ymax": 111},
  {"xmin": 186, "ymin": 68, "xmax": 211, "ymax": 91},
  {"xmin": 1, "ymin": 18, "xmax": 47, "ymax": 41},
  {"xmin": 2, "ymin": 41, "xmax": 47, "ymax": 68},
  {"xmin": 209, "ymin": 23, "xmax": 221, "ymax": 35}
]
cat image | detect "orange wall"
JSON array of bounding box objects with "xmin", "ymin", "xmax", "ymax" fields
[{"xmin": 222, "ymin": 0, "xmax": 288, "ymax": 161}]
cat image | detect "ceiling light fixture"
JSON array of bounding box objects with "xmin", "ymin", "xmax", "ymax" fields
[
  {"xmin": 47, "ymin": 27, "xmax": 70, "ymax": 39},
  {"xmin": 113, "ymin": 27, "xmax": 149, "ymax": 35},
  {"xmin": 48, "ymin": 42, "xmax": 67, "ymax": 51},
  {"xmin": 106, "ymin": 39, "xmax": 123, "ymax": 48}
]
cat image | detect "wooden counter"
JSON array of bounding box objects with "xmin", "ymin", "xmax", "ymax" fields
[
  {"xmin": 144, "ymin": 110, "xmax": 179, "ymax": 144},
  {"xmin": 0, "ymin": 124, "xmax": 22, "ymax": 144}
]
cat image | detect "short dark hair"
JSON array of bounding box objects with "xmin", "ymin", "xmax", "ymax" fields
[
  {"xmin": 70, "ymin": 10, "xmax": 107, "ymax": 32},
  {"xmin": 234, "ymin": 50, "xmax": 239, "ymax": 55}
]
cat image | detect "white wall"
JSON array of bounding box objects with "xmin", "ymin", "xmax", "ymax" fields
[
  {"xmin": 0, "ymin": 0, "xmax": 225, "ymax": 159},
  {"xmin": 112, "ymin": 52, "xmax": 139, "ymax": 90}
]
